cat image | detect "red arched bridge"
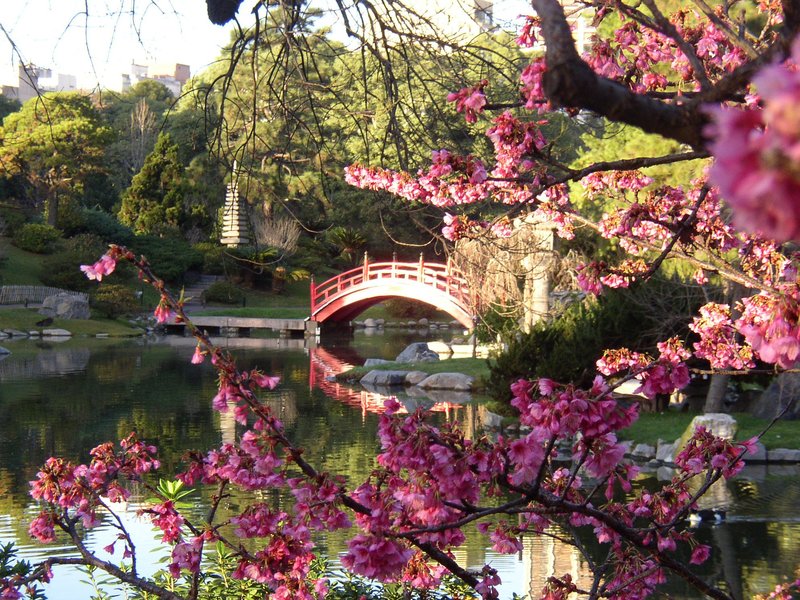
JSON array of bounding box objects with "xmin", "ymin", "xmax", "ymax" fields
[{"xmin": 310, "ymin": 255, "xmax": 476, "ymax": 329}]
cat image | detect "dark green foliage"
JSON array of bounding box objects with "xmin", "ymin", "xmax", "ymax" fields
[
  {"xmin": 383, "ymin": 298, "xmax": 440, "ymax": 320},
  {"xmin": 40, "ymin": 234, "xmax": 108, "ymax": 292},
  {"xmin": 91, "ymin": 284, "xmax": 139, "ymax": 318},
  {"xmin": 193, "ymin": 242, "xmax": 226, "ymax": 274},
  {"xmin": 128, "ymin": 235, "xmax": 203, "ymax": 283},
  {"xmin": 204, "ymin": 280, "xmax": 244, "ymax": 304},
  {"xmin": 0, "ymin": 96, "xmax": 21, "ymax": 122},
  {"xmin": 118, "ymin": 133, "xmax": 188, "ymax": 235},
  {"xmin": 487, "ymin": 278, "xmax": 706, "ymax": 406},
  {"xmin": 12, "ymin": 222, "xmax": 61, "ymax": 253},
  {"xmin": 72, "ymin": 207, "xmax": 135, "ymax": 243},
  {"xmin": 0, "ymin": 207, "xmax": 26, "ymax": 235}
]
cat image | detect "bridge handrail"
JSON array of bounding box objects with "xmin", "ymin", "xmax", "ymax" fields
[{"xmin": 310, "ymin": 258, "xmax": 473, "ymax": 314}]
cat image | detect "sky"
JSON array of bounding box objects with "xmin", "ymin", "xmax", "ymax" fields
[
  {"xmin": 0, "ymin": 1, "xmax": 236, "ymax": 90},
  {"xmin": 0, "ymin": 0, "xmax": 533, "ymax": 92}
]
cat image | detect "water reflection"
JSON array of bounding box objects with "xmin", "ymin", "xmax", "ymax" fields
[{"xmin": 0, "ymin": 335, "xmax": 798, "ymax": 599}]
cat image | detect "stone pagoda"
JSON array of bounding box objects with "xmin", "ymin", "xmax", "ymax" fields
[{"xmin": 219, "ymin": 172, "xmax": 251, "ymax": 247}]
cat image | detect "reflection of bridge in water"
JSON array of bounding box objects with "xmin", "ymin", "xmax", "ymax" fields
[{"xmin": 309, "ymin": 346, "xmax": 469, "ymax": 419}]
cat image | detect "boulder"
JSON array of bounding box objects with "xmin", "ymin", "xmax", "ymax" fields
[
  {"xmin": 395, "ymin": 342, "xmax": 439, "ymax": 364},
  {"xmin": 481, "ymin": 409, "xmax": 504, "ymax": 430},
  {"xmin": 631, "ymin": 443, "xmax": 656, "ymax": 460},
  {"xmin": 656, "ymin": 439, "xmax": 678, "ymax": 464},
  {"xmin": 417, "ymin": 318, "xmax": 429, "ymax": 327},
  {"xmin": 423, "ymin": 389, "xmax": 473, "ymax": 404},
  {"xmin": 363, "ymin": 318, "xmax": 378, "ymax": 328},
  {"xmin": 3, "ymin": 329, "xmax": 28, "ymax": 338},
  {"xmin": 405, "ymin": 371, "xmax": 429, "ymax": 385},
  {"xmin": 360, "ymin": 370, "xmax": 409, "ymax": 386},
  {"xmin": 0, "ymin": 346, "xmax": 10, "ymax": 355},
  {"xmin": 363, "ymin": 358, "xmax": 390, "ymax": 367},
  {"xmin": 427, "ymin": 341, "xmax": 452, "ymax": 356},
  {"xmin": 676, "ymin": 413, "xmax": 737, "ymax": 457},
  {"xmin": 42, "ymin": 328, "xmax": 72, "ymax": 337},
  {"xmin": 39, "ymin": 293, "xmax": 90, "ymax": 320},
  {"xmin": 417, "ymin": 372, "xmax": 474, "ymax": 391}
]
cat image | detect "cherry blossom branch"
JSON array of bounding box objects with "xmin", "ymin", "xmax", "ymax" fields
[
  {"xmin": 641, "ymin": 0, "xmax": 713, "ymax": 91},
  {"xmin": 61, "ymin": 519, "xmax": 184, "ymax": 600},
  {"xmin": 530, "ymin": 0, "xmax": 708, "ymax": 149}
]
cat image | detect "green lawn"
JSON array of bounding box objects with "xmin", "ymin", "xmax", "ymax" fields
[
  {"xmin": 0, "ymin": 308, "xmax": 143, "ymax": 336},
  {"xmin": 0, "ymin": 238, "xmax": 44, "ymax": 285},
  {"xmin": 619, "ymin": 409, "xmax": 800, "ymax": 450}
]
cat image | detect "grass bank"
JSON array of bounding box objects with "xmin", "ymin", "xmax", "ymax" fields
[
  {"xmin": 620, "ymin": 409, "xmax": 800, "ymax": 450},
  {"xmin": 0, "ymin": 308, "xmax": 143, "ymax": 337},
  {"xmin": 0, "ymin": 238, "xmax": 44, "ymax": 285}
]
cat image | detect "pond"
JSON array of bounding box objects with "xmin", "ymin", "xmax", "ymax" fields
[{"xmin": 0, "ymin": 330, "xmax": 798, "ymax": 599}]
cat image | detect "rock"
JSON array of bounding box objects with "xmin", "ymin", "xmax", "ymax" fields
[
  {"xmin": 746, "ymin": 441, "xmax": 768, "ymax": 462},
  {"xmin": 631, "ymin": 443, "xmax": 656, "ymax": 460},
  {"xmin": 678, "ymin": 413, "xmax": 737, "ymax": 456},
  {"xmin": 375, "ymin": 319, "xmax": 385, "ymax": 326},
  {"xmin": 95, "ymin": 333, "xmax": 110, "ymax": 338},
  {"xmin": 40, "ymin": 293, "xmax": 90, "ymax": 320},
  {"xmin": 405, "ymin": 371, "xmax": 428, "ymax": 385},
  {"xmin": 751, "ymin": 373, "xmax": 800, "ymax": 420},
  {"xmin": 427, "ymin": 341, "xmax": 452, "ymax": 356},
  {"xmin": 363, "ymin": 318, "xmax": 378, "ymax": 328},
  {"xmin": 417, "ymin": 372, "xmax": 474, "ymax": 391},
  {"xmin": 407, "ymin": 321, "xmax": 417, "ymax": 328},
  {"xmin": 481, "ymin": 409, "xmax": 504, "ymax": 430},
  {"xmin": 0, "ymin": 331, "xmax": 7, "ymax": 339},
  {"xmin": 423, "ymin": 389, "xmax": 472, "ymax": 404},
  {"xmin": 0, "ymin": 346, "xmax": 10, "ymax": 355},
  {"xmin": 42, "ymin": 328, "xmax": 72, "ymax": 337},
  {"xmin": 656, "ymin": 439, "xmax": 678, "ymax": 463},
  {"xmin": 29, "ymin": 330, "xmax": 40, "ymax": 337},
  {"xmin": 417, "ymin": 318, "xmax": 429, "ymax": 327},
  {"xmin": 395, "ymin": 342, "xmax": 439, "ymax": 363},
  {"xmin": 768, "ymin": 448, "xmax": 800, "ymax": 463},
  {"xmin": 359, "ymin": 370, "xmax": 409, "ymax": 386},
  {"xmin": 4, "ymin": 329, "xmax": 28, "ymax": 338},
  {"xmin": 363, "ymin": 358, "xmax": 390, "ymax": 367}
]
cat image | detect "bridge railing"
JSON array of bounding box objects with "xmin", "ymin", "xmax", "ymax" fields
[{"xmin": 310, "ymin": 254, "xmax": 473, "ymax": 315}]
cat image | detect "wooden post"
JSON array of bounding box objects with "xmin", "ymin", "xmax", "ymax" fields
[
  {"xmin": 309, "ymin": 276, "xmax": 316, "ymax": 313},
  {"xmin": 362, "ymin": 252, "xmax": 369, "ymax": 281},
  {"xmin": 418, "ymin": 253, "xmax": 424, "ymax": 281},
  {"xmin": 392, "ymin": 252, "xmax": 397, "ymax": 277}
]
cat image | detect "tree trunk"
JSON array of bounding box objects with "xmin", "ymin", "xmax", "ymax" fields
[{"xmin": 704, "ymin": 373, "xmax": 729, "ymax": 413}]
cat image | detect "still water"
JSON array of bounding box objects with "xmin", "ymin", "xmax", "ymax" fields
[{"xmin": 0, "ymin": 331, "xmax": 798, "ymax": 599}]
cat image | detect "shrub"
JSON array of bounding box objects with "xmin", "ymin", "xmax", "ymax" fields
[
  {"xmin": 91, "ymin": 284, "xmax": 139, "ymax": 318},
  {"xmin": 204, "ymin": 280, "xmax": 244, "ymax": 304},
  {"xmin": 76, "ymin": 208, "xmax": 134, "ymax": 244},
  {"xmin": 129, "ymin": 235, "xmax": 202, "ymax": 283},
  {"xmin": 193, "ymin": 242, "xmax": 226, "ymax": 275},
  {"xmin": 12, "ymin": 223, "xmax": 61, "ymax": 254},
  {"xmin": 0, "ymin": 208, "xmax": 26, "ymax": 236},
  {"xmin": 383, "ymin": 298, "xmax": 439, "ymax": 320},
  {"xmin": 486, "ymin": 278, "xmax": 706, "ymax": 406}
]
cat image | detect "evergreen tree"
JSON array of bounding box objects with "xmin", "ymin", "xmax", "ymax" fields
[{"xmin": 118, "ymin": 133, "xmax": 188, "ymax": 235}]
